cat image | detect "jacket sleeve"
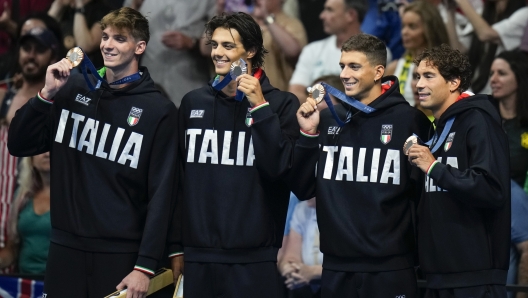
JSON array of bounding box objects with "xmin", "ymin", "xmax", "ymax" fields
[
  {"xmin": 166, "ymin": 101, "xmax": 187, "ymax": 258},
  {"xmin": 289, "ymin": 133, "xmax": 319, "ymax": 201},
  {"xmin": 8, "ymin": 95, "xmax": 53, "ymax": 157},
  {"xmin": 428, "ymin": 112, "xmax": 510, "ymax": 209},
  {"xmin": 134, "ymin": 103, "xmax": 179, "ymax": 273},
  {"xmin": 249, "ymin": 92, "xmax": 300, "ymax": 180}
]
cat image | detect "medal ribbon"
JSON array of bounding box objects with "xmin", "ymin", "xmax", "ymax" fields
[
  {"xmin": 413, "ymin": 91, "xmax": 473, "ymax": 153},
  {"xmin": 320, "ymin": 82, "xmax": 377, "ymax": 127},
  {"xmin": 77, "ymin": 48, "xmax": 141, "ymax": 90}
]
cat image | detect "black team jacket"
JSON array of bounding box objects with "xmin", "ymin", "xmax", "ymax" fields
[
  {"xmin": 418, "ymin": 94, "xmax": 510, "ymax": 288},
  {"xmin": 8, "ymin": 68, "xmax": 178, "ymax": 275},
  {"xmin": 169, "ymin": 69, "xmax": 300, "ymax": 263},
  {"xmin": 291, "ymin": 76, "xmax": 432, "ymax": 272}
]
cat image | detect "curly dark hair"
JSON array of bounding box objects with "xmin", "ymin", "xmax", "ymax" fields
[
  {"xmin": 342, "ymin": 33, "xmax": 387, "ymax": 67},
  {"xmin": 205, "ymin": 12, "xmax": 268, "ymax": 70},
  {"xmin": 414, "ymin": 44, "xmax": 472, "ymax": 93}
]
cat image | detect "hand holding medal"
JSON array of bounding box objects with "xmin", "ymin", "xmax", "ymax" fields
[{"xmin": 296, "ymin": 83, "xmax": 322, "ymax": 135}]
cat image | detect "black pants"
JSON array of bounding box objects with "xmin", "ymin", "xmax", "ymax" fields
[
  {"xmin": 43, "ymin": 242, "xmax": 137, "ymax": 297},
  {"xmin": 321, "ymin": 267, "xmax": 417, "ymax": 298},
  {"xmin": 184, "ymin": 261, "xmax": 284, "ymax": 298},
  {"xmin": 424, "ymin": 285, "xmax": 507, "ymax": 298}
]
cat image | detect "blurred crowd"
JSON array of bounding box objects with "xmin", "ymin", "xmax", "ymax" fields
[{"xmin": 0, "ymin": 0, "xmax": 527, "ymax": 297}]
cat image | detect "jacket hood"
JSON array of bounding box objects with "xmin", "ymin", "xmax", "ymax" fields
[
  {"xmin": 347, "ymin": 75, "xmax": 409, "ymax": 114},
  {"xmin": 437, "ymin": 93, "xmax": 501, "ymax": 126}
]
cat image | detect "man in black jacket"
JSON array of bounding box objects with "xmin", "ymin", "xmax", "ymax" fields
[
  {"xmin": 8, "ymin": 7, "xmax": 177, "ymax": 298},
  {"xmin": 294, "ymin": 33, "xmax": 431, "ymax": 298},
  {"xmin": 408, "ymin": 44, "xmax": 510, "ymax": 297},
  {"xmin": 169, "ymin": 12, "xmax": 299, "ymax": 298}
]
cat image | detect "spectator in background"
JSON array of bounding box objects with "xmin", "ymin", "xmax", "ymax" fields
[
  {"xmin": 0, "ymin": 152, "xmax": 51, "ymax": 274},
  {"xmin": 386, "ymin": 1, "xmax": 449, "ymax": 106},
  {"xmin": 288, "ymin": 0, "xmax": 368, "ymax": 103},
  {"xmin": 490, "ymin": 51, "xmax": 528, "ymax": 187},
  {"xmin": 48, "ymin": 0, "xmax": 112, "ymax": 68},
  {"xmin": 130, "ymin": 0, "xmax": 214, "ymax": 107},
  {"xmin": 279, "ymin": 198, "xmax": 322, "ymax": 298},
  {"xmin": 362, "ymin": 0, "xmax": 404, "ymax": 59},
  {"xmin": 508, "ymin": 181, "xmax": 528, "ymax": 298},
  {"xmin": 521, "ymin": 19, "xmax": 528, "ymax": 53},
  {"xmin": 448, "ymin": 0, "xmax": 527, "ymax": 94},
  {"xmin": 252, "ymin": 0, "xmax": 307, "ymax": 92}
]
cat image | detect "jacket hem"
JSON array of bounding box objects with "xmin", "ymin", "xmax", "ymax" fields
[
  {"xmin": 425, "ymin": 269, "xmax": 508, "ymax": 289},
  {"xmin": 51, "ymin": 228, "xmax": 140, "ymax": 253},
  {"xmin": 184, "ymin": 246, "xmax": 278, "ymax": 263},
  {"xmin": 323, "ymin": 253, "xmax": 414, "ymax": 272}
]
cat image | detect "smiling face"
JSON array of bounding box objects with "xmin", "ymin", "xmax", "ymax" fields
[
  {"xmin": 100, "ymin": 25, "xmax": 145, "ymax": 72},
  {"xmin": 210, "ymin": 27, "xmax": 254, "ymax": 76},
  {"xmin": 490, "ymin": 58, "xmax": 517, "ymax": 101},
  {"xmin": 339, "ymin": 50, "xmax": 383, "ymax": 101},
  {"xmin": 415, "ymin": 60, "xmax": 459, "ymax": 117},
  {"xmin": 401, "ymin": 11, "xmax": 426, "ymax": 52}
]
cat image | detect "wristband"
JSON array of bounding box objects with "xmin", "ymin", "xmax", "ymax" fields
[{"xmin": 427, "ymin": 160, "xmax": 439, "ymax": 176}]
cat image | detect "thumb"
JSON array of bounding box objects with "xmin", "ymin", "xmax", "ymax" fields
[{"xmin": 116, "ymin": 280, "xmax": 126, "ymax": 290}]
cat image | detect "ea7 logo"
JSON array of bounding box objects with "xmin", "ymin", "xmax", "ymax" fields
[
  {"xmin": 75, "ymin": 94, "xmax": 92, "ymax": 106},
  {"xmin": 328, "ymin": 126, "xmax": 340, "ymax": 135},
  {"xmin": 190, "ymin": 110, "xmax": 205, "ymax": 118}
]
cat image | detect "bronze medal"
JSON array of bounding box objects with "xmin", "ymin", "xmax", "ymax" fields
[
  {"xmin": 308, "ymin": 83, "xmax": 325, "ymax": 104},
  {"xmin": 403, "ymin": 135, "xmax": 418, "ymax": 155},
  {"xmin": 66, "ymin": 47, "xmax": 84, "ymax": 67}
]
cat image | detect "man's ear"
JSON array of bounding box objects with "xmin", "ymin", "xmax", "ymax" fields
[
  {"xmin": 449, "ymin": 77, "xmax": 461, "ymax": 93},
  {"xmin": 375, "ymin": 65, "xmax": 385, "ymax": 82},
  {"xmin": 246, "ymin": 47, "xmax": 256, "ymax": 60},
  {"xmin": 135, "ymin": 41, "xmax": 147, "ymax": 55}
]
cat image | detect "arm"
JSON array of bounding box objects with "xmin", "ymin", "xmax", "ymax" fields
[
  {"xmin": 444, "ymin": 4, "xmax": 468, "ymax": 52},
  {"xmin": 48, "ymin": 0, "xmax": 66, "ymax": 21},
  {"xmin": 454, "ymin": 0, "xmax": 500, "ymax": 44},
  {"xmin": 117, "ymin": 103, "xmax": 179, "ymax": 297},
  {"xmin": 0, "ymin": 2, "xmax": 17, "ymax": 38},
  {"xmin": 264, "ymin": 17, "xmax": 307, "ymax": 62},
  {"xmin": 517, "ymin": 241, "xmax": 528, "ymax": 298},
  {"xmin": 288, "ymin": 85, "xmax": 307, "ymax": 104},
  {"xmin": 73, "ymin": 12, "xmax": 103, "ymax": 53},
  {"xmin": 278, "ymin": 229, "xmax": 303, "ymax": 277},
  {"xmin": 408, "ymin": 112, "xmax": 509, "ymax": 209},
  {"xmin": 8, "ymin": 59, "xmax": 73, "ymax": 156}
]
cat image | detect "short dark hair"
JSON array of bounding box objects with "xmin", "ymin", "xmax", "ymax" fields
[
  {"xmin": 101, "ymin": 7, "xmax": 149, "ymax": 44},
  {"xmin": 341, "ymin": 33, "xmax": 387, "ymax": 67},
  {"xmin": 414, "ymin": 44, "xmax": 472, "ymax": 93},
  {"xmin": 205, "ymin": 12, "xmax": 268, "ymax": 70},
  {"xmin": 345, "ymin": 0, "xmax": 368, "ymax": 23}
]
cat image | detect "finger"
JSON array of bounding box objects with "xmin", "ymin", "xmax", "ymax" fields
[{"xmin": 116, "ymin": 281, "xmax": 125, "ymax": 290}]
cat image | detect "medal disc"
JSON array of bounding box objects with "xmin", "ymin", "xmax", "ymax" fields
[
  {"xmin": 308, "ymin": 84, "xmax": 325, "ymax": 104},
  {"xmin": 230, "ymin": 59, "xmax": 247, "ymax": 80},
  {"xmin": 403, "ymin": 135, "xmax": 418, "ymax": 155},
  {"xmin": 66, "ymin": 47, "xmax": 84, "ymax": 67}
]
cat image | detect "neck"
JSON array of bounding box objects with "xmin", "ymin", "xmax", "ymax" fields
[
  {"xmin": 359, "ymin": 84, "xmax": 383, "ymax": 106},
  {"xmin": 408, "ymin": 47, "xmax": 425, "ymax": 58},
  {"xmin": 499, "ymin": 93, "xmax": 517, "ymax": 120},
  {"xmin": 39, "ymin": 171, "xmax": 51, "ymax": 187},
  {"xmin": 20, "ymin": 79, "xmax": 45, "ymax": 94},
  {"xmin": 433, "ymin": 92, "xmax": 459, "ymax": 120},
  {"xmin": 221, "ymin": 79, "xmax": 238, "ymax": 96},
  {"xmin": 105, "ymin": 63, "xmax": 139, "ymax": 89},
  {"xmin": 335, "ymin": 25, "xmax": 361, "ymax": 48}
]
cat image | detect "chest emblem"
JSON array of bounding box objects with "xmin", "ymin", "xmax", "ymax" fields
[
  {"xmin": 127, "ymin": 107, "xmax": 143, "ymax": 126},
  {"xmin": 380, "ymin": 124, "xmax": 392, "ymax": 144},
  {"xmin": 190, "ymin": 110, "xmax": 205, "ymax": 118},
  {"xmin": 444, "ymin": 132, "xmax": 456, "ymax": 152},
  {"xmin": 521, "ymin": 132, "xmax": 528, "ymax": 149},
  {"xmin": 245, "ymin": 108, "xmax": 253, "ymax": 127}
]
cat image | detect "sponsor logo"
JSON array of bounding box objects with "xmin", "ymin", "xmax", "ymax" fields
[
  {"xmin": 444, "ymin": 132, "xmax": 455, "ymax": 152},
  {"xmin": 380, "ymin": 124, "xmax": 392, "ymax": 144},
  {"xmin": 328, "ymin": 126, "xmax": 340, "ymax": 135},
  {"xmin": 127, "ymin": 107, "xmax": 143, "ymax": 126},
  {"xmin": 190, "ymin": 110, "xmax": 205, "ymax": 118},
  {"xmin": 395, "ymin": 295, "xmax": 406, "ymax": 298},
  {"xmin": 75, "ymin": 94, "xmax": 92, "ymax": 106}
]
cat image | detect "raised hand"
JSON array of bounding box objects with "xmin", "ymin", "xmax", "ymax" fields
[
  {"xmin": 236, "ymin": 74, "xmax": 266, "ymax": 107},
  {"xmin": 41, "ymin": 58, "xmax": 73, "ymax": 99},
  {"xmin": 296, "ymin": 97, "xmax": 320, "ymax": 135}
]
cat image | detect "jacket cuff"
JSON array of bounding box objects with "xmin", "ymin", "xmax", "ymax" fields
[
  {"xmin": 298, "ymin": 132, "xmax": 319, "ymax": 147},
  {"xmin": 249, "ymin": 102, "xmax": 273, "ymax": 122},
  {"xmin": 168, "ymin": 243, "xmax": 184, "ymax": 258},
  {"xmin": 30, "ymin": 95, "xmax": 53, "ymax": 114},
  {"xmin": 428, "ymin": 161, "xmax": 446, "ymax": 181},
  {"xmin": 134, "ymin": 256, "xmax": 157, "ymax": 276}
]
